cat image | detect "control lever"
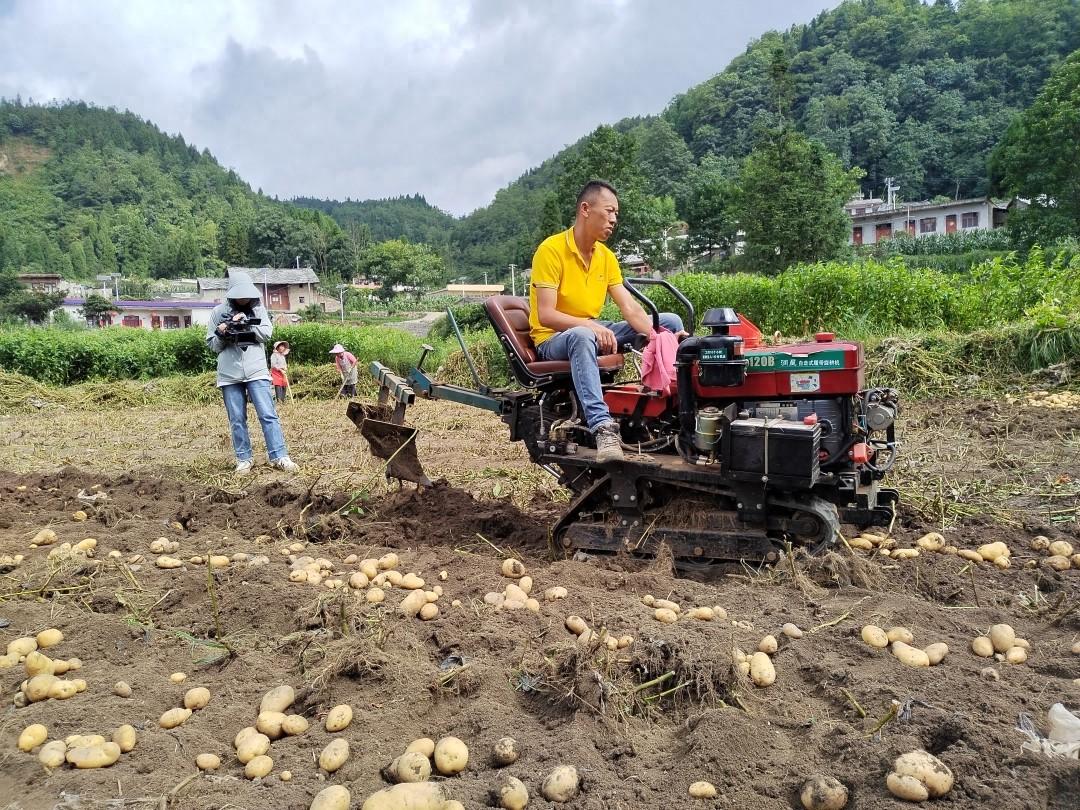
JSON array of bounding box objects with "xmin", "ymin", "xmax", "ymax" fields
[{"xmin": 618, "ymin": 333, "xmax": 649, "ymax": 353}]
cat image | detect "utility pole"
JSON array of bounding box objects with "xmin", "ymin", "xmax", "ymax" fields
[
  {"xmin": 484, "ymin": 272, "xmax": 488, "ymax": 286},
  {"xmin": 508, "ymin": 264, "xmax": 517, "ymax": 297},
  {"xmin": 338, "ymin": 285, "xmax": 346, "ymax": 323}
]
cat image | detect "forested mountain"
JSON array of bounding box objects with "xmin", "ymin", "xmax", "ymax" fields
[
  {"xmin": 292, "ymin": 195, "xmax": 455, "ymax": 246},
  {"xmin": 308, "ymin": 0, "xmax": 1080, "ymax": 279},
  {"xmin": 0, "ymin": 101, "xmax": 353, "ymax": 282}
]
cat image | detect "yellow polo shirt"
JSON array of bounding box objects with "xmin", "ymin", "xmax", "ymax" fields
[{"xmin": 529, "ymin": 227, "xmax": 623, "ymax": 346}]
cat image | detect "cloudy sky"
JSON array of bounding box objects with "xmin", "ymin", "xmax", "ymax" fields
[{"xmin": 1, "ymin": 0, "xmax": 839, "ymax": 215}]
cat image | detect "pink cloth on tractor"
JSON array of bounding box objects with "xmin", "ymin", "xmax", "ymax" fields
[{"xmin": 640, "ymin": 328, "xmax": 679, "ymax": 392}]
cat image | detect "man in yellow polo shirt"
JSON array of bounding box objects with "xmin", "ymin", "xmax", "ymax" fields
[{"xmin": 530, "ymin": 180, "xmax": 684, "ymax": 463}]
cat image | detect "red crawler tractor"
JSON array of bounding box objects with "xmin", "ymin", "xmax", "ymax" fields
[{"xmin": 353, "ymin": 279, "xmax": 899, "ymax": 570}]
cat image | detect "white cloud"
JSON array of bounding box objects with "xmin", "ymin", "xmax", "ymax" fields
[{"xmin": 0, "ymin": 0, "xmax": 840, "ymax": 214}]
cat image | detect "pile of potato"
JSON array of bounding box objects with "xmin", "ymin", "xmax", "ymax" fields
[
  {"xmin": 483, "ymin": 560, "xmax": 540, "ymax": 612},
  {"xmin": 563, "ymin": 614, "xmax": 634, "ymax": 651},
  {"xmin": 885, "ymin": 750, "xmax": 953, "ymax": 802},
  {"xmin": 733, "ymin": 634, "xmax": 780, "ymax": 687},
  {"xmin": 641, "ymin": 594, "xmax": 728, "ymax": 625},
  {"xmin": 19, "ymin": 725, "xmax": 137, "ymax": 769},
  {"xmin": 3, "ymin": 630, "xmax": 89, "ymax": 704},
  {"xmin": 971, "ymin": 623, "xmax": 1031, "ymax": 665},
  {"xmin": 861, "ymin": 625, "xmax": 949, "ymax": 668},
  {"xmin": 1012, "ymin": 389, "xmax": 1080, "ymax": 412},
  {"xmin": 1029, "ymin": 535, "xmax": 1079, "ymax": 571},
  {"xmin": 849, "ymin": 531, "xmax": 1015, "ymax": 569}
]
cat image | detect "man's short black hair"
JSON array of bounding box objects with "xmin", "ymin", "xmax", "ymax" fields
[{"xmin": 576, "ymin": 179, "xmax": 618, "ymax": 209}]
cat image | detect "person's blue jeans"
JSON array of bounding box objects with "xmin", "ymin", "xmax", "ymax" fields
[
  {"xmin": 536, "ymin": 312, "xmax": 683, "ymax": 431},
  {"xmin": 221, "ymin": 380, "xmax": 288, "ymax": 462}
]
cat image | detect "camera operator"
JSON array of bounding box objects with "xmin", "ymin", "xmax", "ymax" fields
[{"xmin": 206, "ymin": 272, "xmax": 299, "ymax": 474}]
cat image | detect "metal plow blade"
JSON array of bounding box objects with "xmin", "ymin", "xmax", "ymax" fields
[{"xmin": 347, "ymin": 401, "xmax": 433, "ymax": 488}]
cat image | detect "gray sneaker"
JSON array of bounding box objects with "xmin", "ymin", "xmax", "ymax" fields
[
  {"xmin": 594, "ymin": 421, "xmax": 624, "ymax": 463},
  {"xmin": 270, "ymin": 457, "xmax": 299, "ymax": 472},
  {"xmin": 234, "ymin": 459, "xmax": 253, "ymax": 475}
]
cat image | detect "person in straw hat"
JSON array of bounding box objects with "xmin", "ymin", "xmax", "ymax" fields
[
  {"xmin": 270, "ymin": 340, "xmax": 290, "ymax": 402},
  {"xmin": 329, "ymin": 343, "xmax": 358, "ymax": 397}
]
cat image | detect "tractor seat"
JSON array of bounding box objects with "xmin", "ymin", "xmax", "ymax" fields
[{"xmin": 484, "ymin": 295, "xmax": 624, "ymax": 388}]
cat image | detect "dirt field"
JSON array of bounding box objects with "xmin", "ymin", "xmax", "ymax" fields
[{"xmin": 0, "ymin": 392, "xmax": 1078, "ymax": 810}]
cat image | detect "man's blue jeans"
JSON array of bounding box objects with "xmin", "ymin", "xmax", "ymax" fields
[
  {"xmin": 536, "ymin": 313, "xmax": 683, "ymax": 431},
  {"xmin": 221, "ymin": 380, "xmax": 288, "ymax": 462}
]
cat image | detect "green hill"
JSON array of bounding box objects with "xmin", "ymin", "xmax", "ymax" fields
[
  {"xmin": 304, "ymin": 0, "xmax": 1080, "ymax": 280},
  {"xmin": 0, "ymin": 101, "xmax": 352, "ymax": 282}
]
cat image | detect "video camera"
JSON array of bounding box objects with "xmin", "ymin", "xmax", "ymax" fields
[{"xmin": 220, "ymin": 314, "xmax": 262, "ymax": 346}]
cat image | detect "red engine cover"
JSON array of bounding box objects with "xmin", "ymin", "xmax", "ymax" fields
[{"xmin": 696, "ymin": 334, "xmax": 864, "ymax": 398}]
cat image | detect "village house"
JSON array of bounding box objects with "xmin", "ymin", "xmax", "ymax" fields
[
  {"xmin": 61, "ymin": 298, "xmax": 217, "ymax": 329},
  {"xmin": 16, "ymin": 272, "xmax": 66, "ymax": 293},
  {"xmin": 846, "ymin": 195, "xmax": 1026, "ymax": 246},
  {"xmin": 440, "ymin": 283, "xmax": 506, "ymax": 301},
  {"xmin": 196, "ymin": 267, "xmax": 323, "ymax": 313}
]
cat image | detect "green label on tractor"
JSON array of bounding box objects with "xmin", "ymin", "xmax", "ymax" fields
[
  {"xmin": 700, "ymin": 347, "xmax": 730, "ymax": 361},
  {"xmin": 746, "ymin": 350, "xmax": 847, "ymax": 372}
]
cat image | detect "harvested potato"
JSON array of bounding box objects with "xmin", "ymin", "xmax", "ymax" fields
[
  {"xmin": 361, "ymin": 784, "xmax": 446, "ymax": 810},
  {"xmin": 654, "ymin": 598, "xmax": 681, "ymax": 612},
  {"xmin": 1045, "ymin": 555, "xmax": 1072, "ymax": 571},
  {"xmin": 8, "ymin": 636, "xmax": 38, "ymax": 656},
  {"xmin": 113, "ymin": 681, "xmax": 132, "ymax": 697},
  {"xmin": 260, "ymin": 684, "xmax": 295, "ymax": 714},
  {"xmin": 159, "ymin": 707, "xmax": 191, "ymax": 729},
  {"xmin": 35, "ymin": 628, "xmax": 64, "ymax": 648},
  {"xmin": 541, "ymin": 765, "xmax": 580, "ymax": 803},
  {"xmin": 544, "ymin": 586, "xmax": 568, "ymax": 601},
  {"xmin": 384, "ymin": 570, "xmax": 404, "ymax": 587},
  {"xmin": 655, "ymin": 608, "xmax": 678, "ymax": 624},
  {"xmin": 319, "ymin": 738, "xmax": 350, "ymax": 772},
  {"xmin": 419, "ymin": 603, "xmax": 440, "ymax": 621},
  {"xmin": 196, "ymin": 753, "xmax": 221, "ymax": 771},
  {"xmin": 367, "ymin": 587, "xmax": 386, "ymax": 603},
  {"xmin": 184, "ymin": 686, "xmax": 211, "ymax": 710},
  {"xmin": 886, "ymin": 772, "xmax": 928, "ymax": 802},
  {"xmin": 916, "ymin": 532, "xmax": 944, "ymax": 552},
  {"xmin": 401, "ymin": 573, "xmax": 425, "ymax": 590},
  {"xmin": 67, "ymin": 741, "xmax": 121, "ymax": 769},
  {"xmin": 989, "ymin": 624, "xmax": 1015, "ymax": 653},
  {"xmin": 492, "ymin": 736, "xmax": 519, "ymax": 766},
  {"xmin": 861, "ymin": 625, "xmax": 889, "ymax": 649},
  {"xmin": 890, "ymin": 642, "xmax": 930, "ymax": 668},
  {"xmin": 434, "ymin": 736, "xmax": 468, "ymax": 775},
  {"xmin": 977, "ymin": 541, "xmax": 1009, "ymax": 562},
  {"xmin": 235, "ymin": 732, "xmax": 270, "ymax": 764},
  {"xmin": 49, "ymin": 679, "xmax": 79, "ymax": 700},
  {"xmin": 891, "ymin": 750, "xmax": 953, "ymax": 798},
  {"xmin": 924, "ymin": 643, "xmax": 949, "ymax": 665},
  {"xmin": 256, "ymin": 710, "xmax": 286, "ymax": 739},
  {"xmin": 565, "ymin": 615, "xmax": 587, "ymax": 635},
  {"xmin": 972, "ymin": 636, "xmax": 994, "ymax": 657},
  {"xmin": 689, "ymin": 606, "xmax": 714, "ymax": 621},
  {"xmin": 518, "ymin": 575, "xmax": 533, "ymax": 594},
  {"xmin": 282, "ymin": 714, "xmax": 309, "ymax": 735},
  {"xmin": 399, "ymin": 588, "xmax": 428, "ymax": 617},
  {"xmin": 112, "ymin": 725, "xmax": 137, "ymax": 753},
  {"xmin": 1049, "ymin": 540, "xmax": 1074, "ymax": 557},
  {"xmin": 18, "ymin": 723, "xmax": 48, "ymax": 752},
  {"xmin": 280, "ymin": 771, "xmax": 292, "ymax": 781},
  {"xmin": 31, "ymin": 528, "xmax": 58, "ymax": 546},
  {"xmin": 389, "ymin": 751, "xmax": 431, "ymax": 783},
  {"xmin": 1030, "ymin": 536, "xmax": 1051, "ymax": 552},
  {"xmin": 1072, "ymin": 641, "xmax": 1080, "ymax": 655},
  {"xmin": 245, "ymin": 754, "xmax": 273, "ymax": 779},
  {"xmin": 501, "ymin": 558, "xmax": 526, "ymax": 578},
  {"xmin": 1013, "ymin": 638, "xmax": 1030, "ymax": 650},
  {"xmin": 25, "ymin": 650, "xmax": 54, "ymax": 676},
  {"xmin": 993, "ymin": 556, "xmax": 1011, "ymax": 570},
  {"xmin": 495, "ymin": 775, "xmax": 529, "ymax": 810},
  {"xmin": 39, "ymin": 740, "xmax": 67, "ymax": 768},
  {"xmin": 325, "ymin": 704, "xmax": 353, "ymax": 732},
  {"xmin": 1005, "ymin": 646, "xmax": 1027, "ymax": 664},
  {"xmin": 617, "ymin": 635, "xmax": 634, "ymax": 649},
  {"xmin": 642, "ymin": 594, "xmax": 656, "ymax": 606},
  {"xmin": 66, "ymin": 734, "xmax": 106, "ymax": 748},
  {"xmin": 405, "ymin": 737, "xmax": 436, "ymax": 757},
  {"xmin": 782, "ymin": 623, "xmax": 804, "ymax": 639},
  {"xmin": 886, "ymin": 626, "xmax": 914, "ymax": 645},
  {"xmin": 750, "ymin": 652, "xmax": 776, "ymax": 686},
  {"xmin": 0, "ymin": 652, "xmax": 19, "ymax": 669},
  {"xmin": 957, "ymin": 549, "xmax": 984, "ymax": 563},
  {"xmin": 156, "ymin": 556, "xmax": 183, "ymax": 569},
  {"xmin": 24, "ymin": 673, "xmax": 57, "ymax": 702},
  {"xmin": 759, "ymin": 635, "xmax": 778, "ymax": 654},
  {"xmin": 310, "ymin": 785, "xmax": 351, "ymax": 810},
  {"xmin": 169, "ymin": 672, "xmax": 187, "ymax": 683},
  {"xmin": 892, "ymin": 549, "xmax": 919, "ymax": 561},
  {"xmin": 848, "ymin": 536, "xmax": 873, "ymax": 550},
  {"xmin": 688, "ymin": 781, "xmax": 718, "ymax": 799},
  {"xmin": 349, "ymin": 572, "xmax": 370, "ymax": 589},
  {"xmin": 377, "ymin": 552, "xmax": 400, "ymax": 570},
  {"xmin": 800, "ymin": 775, "xmax": 848, "ymax": 810}
]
